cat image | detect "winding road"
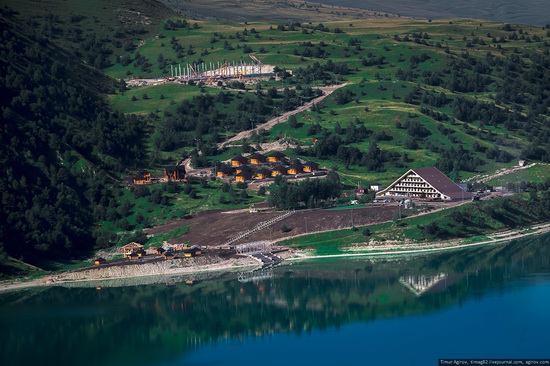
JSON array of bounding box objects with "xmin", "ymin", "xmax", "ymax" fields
[{"xmin": 218, "ymin": 83, "xmax": 348, "ymax": 148}]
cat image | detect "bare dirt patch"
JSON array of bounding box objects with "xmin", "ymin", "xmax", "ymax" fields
[{"xmin": 145, "ymin": 205, "xmax": 400, "ymax": 247}]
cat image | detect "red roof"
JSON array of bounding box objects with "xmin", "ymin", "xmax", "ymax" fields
[{"xmin": 413, "ymin": 167, "xmax": 469, "ymax": 200}]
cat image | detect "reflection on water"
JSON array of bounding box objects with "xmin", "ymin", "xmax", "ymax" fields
[
  {"xmin": 399, "ymin": 273, "xmax": 450, "ymax": 296},
  {"xmin": 1, "ymin": 234, "xmax": 550, "ymax": 366}
]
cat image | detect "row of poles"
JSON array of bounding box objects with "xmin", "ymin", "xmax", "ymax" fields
[{"xmin": 169, "ymin": 61, "xmax": 267, "ymax": 80}]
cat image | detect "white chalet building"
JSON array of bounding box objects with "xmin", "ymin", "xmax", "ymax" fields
[{"xmin": 376, "ymin": 167, "xmax": 470, "ymax": 201}]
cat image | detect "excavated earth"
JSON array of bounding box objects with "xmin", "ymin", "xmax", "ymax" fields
[{"xmin": 145, "ymin": 205, "xmax": 402, "ymax": 247}]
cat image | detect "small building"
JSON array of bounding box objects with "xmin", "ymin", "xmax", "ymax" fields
[
  {"xmin": 136, "ymin": 249, "xmax": 146, "ymax": 258},
  {"xmin": 287, "ymin": 162, "xmax": 303, "ymax": 175},
  {"xmin": 303, "ymin": 161, "xmax": 319, "ymax": 173},
  {"xmin": 236, "ymin": 171, "xmax": 253, "ymax": 182},
  {"xmin": 248, "ymin": 153, "xmax": 266, "ymax": 165},
  {"xmin": 235, "ymin": 165, "xmax": 253, "ymax": 175},
  {"xmin": 129, "ymin": 252, "xmax": 140, "ymax": 261},
  {"xmin": 164, "ymin": 165, "xmax": 186, "ymax": 181},
  {"xmin": 93, "ymin": 258, "xmax": 107, "ymax": 266},
  {"xmin": 156, "ymin": 247, "xmax": 166, "ymax": 255},
  {"xmin": 216, "ymin": 165, "xmax": 233, "ymax": 177},
  {"xmin": 267, "ymin": 151, "xmax": 285, "ymax": 163},
  {"xmin": 163, "ymin": 251, "xmax": 175, "ymax": 260},
  {"xmin": 169, "ymin": 243, "xmax": 189, "ymax": 252},
  {"xmin": 271, "ymin": 165, "xmax": 287, "ymax": 177},
  {"xmin": 183, "ymin": 247, "xmax": 202, "ymax": 258},
  {"xmin": 255, "ymin": 167, "xmax": 272, "ymax": 180},
  {"xmin": 231, "ymin": 155, "xmax": 248, "ymax": 167},
  {"xmin": 120, "ymin": 242, "xmax": 145, "ymax": 258},
  {"xmin": 133, "ymin": 170, "xmax": 151, "ymax": 185},
  {"xmin": 376, "ymin": 167, "xmax": 471, "ymax": 201},
  {"xmin": 519, "ymin": 160, "xmax": 528, "ymax": 167},
  {"xmin": 370, "ymin": 183, "xmax": 383, "ymax": 192}
]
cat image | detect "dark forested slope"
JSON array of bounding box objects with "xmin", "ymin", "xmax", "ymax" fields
[{"xmin": 0, "ymin": 8, "xmax": 146, "ymax": 268}]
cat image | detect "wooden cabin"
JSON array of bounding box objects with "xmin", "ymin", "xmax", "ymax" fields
[
  {"xmin": 120, "ymin": 242, "xmax": 144, "ymax": 258},
  {"xmin": 271, "ymin": 165, "xmax": 287, "ymax": 177},
  {"xmin": 267, "ymin": 151, "xmax": 285, "ymax": 163},
  {"xmin": 93, "ymin": 258, "xmax": 107, "ymax": 266},
  {"xmin": 235, "ymin": 165, "xmax": 253, "ymax": 175},
  {"xmin": 248, "ymin": 153, "xmax": 266, "ymax": 165},
  {"xmin": 236, "ymin": 171, "xmax": 253, "ymax": 182},
  {"xmin": 164, "ymin": 165, "xmax": 186, "ymax": 181},
  {"xmin": 163, "ymin": 251, "xmax": 175, "ymax": 260},
  {"xmin": 129, "ymin": 252, "xmax": 140, "ymax": 261},
  {"xmin": 231, "ymin": 155, "xmax": 248, "ymax": 167},
  {"xmin": 133, "ymin": 170, "xmax": 151, "ymax": 185},
  {"xmin": 255, "ymin": 168, "xmax": 271, "ymax": 180},
  {"xmin": 156, "ymin": 247, "xmax": 166, "ymax": 255},
  {"xmin": 303, "ymin": 161, "xmax": 319, "ymax": 173},
  {"xmin": 184, "ymin": 247, "xmax": 202, "ymax": 258},
  {"xmin": 216, "ymin": 165, "xmax": 233, "ymax": 177},
  {"xmin": 287, "ymin": 162, "xmax": 303, "ymax": 175}
]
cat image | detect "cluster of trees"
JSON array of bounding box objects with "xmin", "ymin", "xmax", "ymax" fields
[
  {"xmin": 420, "ymin": 180, "xmax": 550, "ymax": 239},
  {"xmin": 153, "ymin": 86, "xmax": 314, "ymax": 154},
  {"xmin": 304, "ymin": 133, "xmax": 399, "ymax": 172},
  {"xmin": 293, "ymin": 60, "xmax": 351, "ymax": 84},
  {"xmin": 1, "ymin": 10, "xmax": 146, "ymax": 264},
  {"xmin": 268, "ymin": 173, "xmax": 341, "ymax": 209},
  {"xmin": 435, "ymin": 145, "xmax": 485, "ymax": 175}
]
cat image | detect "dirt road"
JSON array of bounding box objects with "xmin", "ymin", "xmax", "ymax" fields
[{"xmin": 219, "ymin": 84, "xmax": 347, "ymax": 148}]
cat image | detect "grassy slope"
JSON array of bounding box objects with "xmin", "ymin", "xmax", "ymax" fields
[
  {"xmin": 279, "ymin": 193, "xmax": 549, "ymax": 255},
  {"xmin": 109, "ymin": 17, "xmax": 550, "ymax": 190},
  {"xmin": 4, "ymin": 1, "xmax": 550, "ymax": 277}
]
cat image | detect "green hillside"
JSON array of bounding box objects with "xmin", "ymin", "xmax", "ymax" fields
[
  {"xmin": 2, "ymin": 0, "xmax": 550, "ymax": 276},
  {"xmin": 0, "ymin": 7, "xmax": 147, "ymax": 273},
  {"xmin": 109, "ymin": 17, "xmax": 550, "ymax": 187}
]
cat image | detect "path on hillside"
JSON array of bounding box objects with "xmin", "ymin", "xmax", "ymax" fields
[
  {"xmin": 218, "ymin": 83, "xmax": 348, "ymax": 149},
  {"xmin": 467, "ymin": 163, "xmax": 542, "ymax": 184}
]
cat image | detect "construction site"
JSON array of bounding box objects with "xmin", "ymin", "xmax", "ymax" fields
[{"xmin": 127, "ymin": 55, "xmax": 278, "ymax": 87}]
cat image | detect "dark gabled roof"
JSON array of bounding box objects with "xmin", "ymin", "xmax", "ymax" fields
[
  {"xmin": 288, "ymin": 162, "xmax": 303, "ymax": 170},
  {"xmin": 413, "ymin": 167, "xmax": 469, "ymax": 199},
  {"xmin": 271, "ymin": 165, "xmax": 287, "ymax": 172},
  {"xmin": 248, "ymin": 152, "xmax": 266, "ymax": 160},
  {"xmin": 217, "ymin": 165, "xmax": 233, "ymax": 174},
  {"xmin": 236, "ymin": 164, "xmax": 253, "ymax": 172},
  {"xmin": 236, "ymin": 171, "xmax": 253, "ymax": 178},
  {"xmin": 231, "ymin": 155, "xmax": 248, "ymax": 162},
  {"xmin": 94, "ymin": 257, "xmax": 106, "ymax": 262},
  {"xmin": 303, "ymin": 161, "xmax": 319, "ymax": 168},
  {"xmin": 256, "ymin": 167, "xmax": 271, "ymax": 175},
  {"xmin": 164, "ymin": 165, "xmax": 186, "ymax": 172},
  {"xmin": 267, "ymin": 151, "xmax": 285, "ymax": 159}
]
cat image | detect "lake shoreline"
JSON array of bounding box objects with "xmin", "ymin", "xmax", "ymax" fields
[{"xmin": 2, "ymin": 222, "xmax": 550, "ymax": 293}]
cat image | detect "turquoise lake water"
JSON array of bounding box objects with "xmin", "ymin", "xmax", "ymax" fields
[{"xmin": 1, "ymin": 234, "xmax": 550, "ymax": 366}]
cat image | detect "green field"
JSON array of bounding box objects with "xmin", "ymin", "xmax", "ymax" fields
[
  {"xmin": 280, "ymin": 193, "xmax": 550, "ymax": 254},
  {"xmin": 103, "ymin": 16, "xmax": 550, "ymax": 189}
]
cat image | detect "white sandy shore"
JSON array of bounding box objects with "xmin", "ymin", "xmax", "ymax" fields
[{"xmin": 2, "ymin": 222, "xmax": 550, "ymax": 293}]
